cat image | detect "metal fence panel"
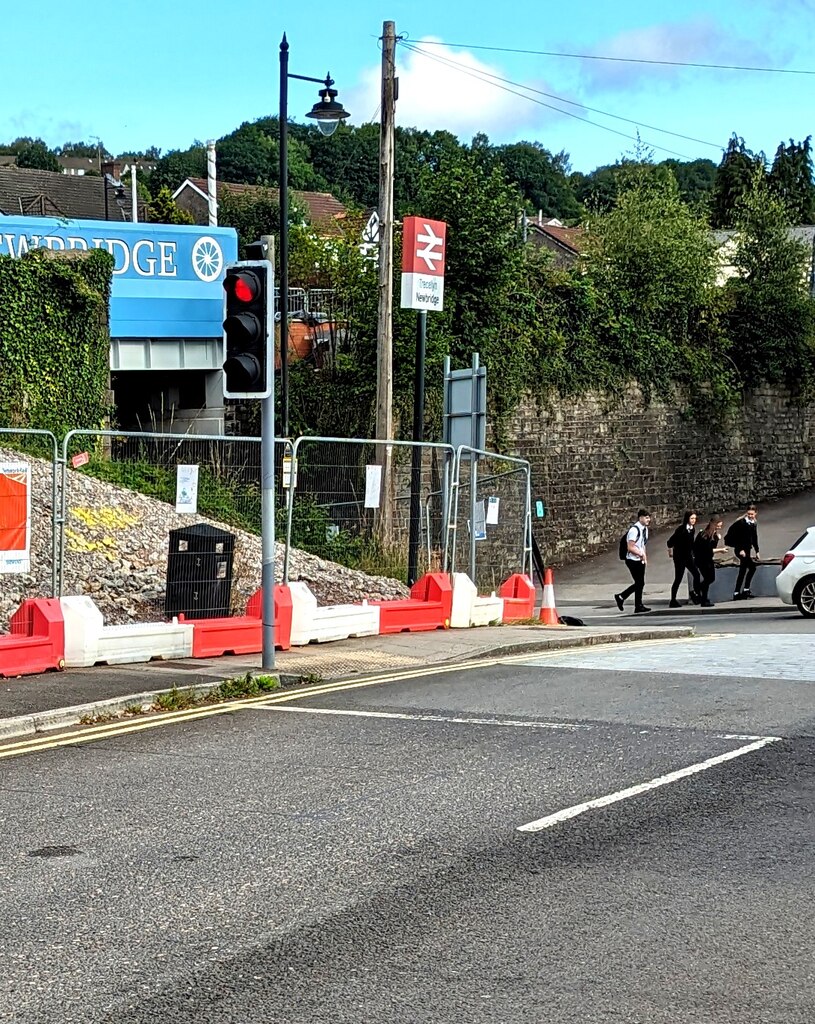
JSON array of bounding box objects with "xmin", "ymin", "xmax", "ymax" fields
[
  {"xmin": 449, "ymin": 447, "xmax": 532, "ymax": 593},
  {"xmin": 60, "ymin": 430, "xmax": 290, "ymax": 625},
  {"xmin": 283, "ymin": 437, "xmax": 455, "ymax": 585},
  {"xmin": 0, "ymin": 428, "xmax": 59, "ymax": 631}
]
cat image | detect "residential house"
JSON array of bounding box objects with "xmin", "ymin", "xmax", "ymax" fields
[
  {"xmin": 525, "ymin": 215, "xmax": 584, "ymax": 267},
  {"xmin": 58, "ymin": 155, "xmax": 99, "ymax": 176},
  {"xmin": 0, "ymin": 165, "xmax": 142, "ymax": 220},
  {"xmin": 172, "ymin": 177, "xmax": 347, "ymax": 234}
]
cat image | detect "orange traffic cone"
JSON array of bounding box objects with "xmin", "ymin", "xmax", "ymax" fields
[{"xmin": 539, "ymin": 568, "xmax": 561, "ymax": 625}]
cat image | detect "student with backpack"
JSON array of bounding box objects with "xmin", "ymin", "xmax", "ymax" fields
[
  {"xmin": 666, "ymin": 510, "xmax": 702, "ymax": 607},
  {"xmin": 614, "ymin": 509, "xmax": 651, "ymax": 613},
  {"xmin": 724, "ymin": 505, "xmax": 760, "ymax": 600}
]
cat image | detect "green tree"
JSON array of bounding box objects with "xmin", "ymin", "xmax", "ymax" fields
[
  {"xmin": 147, "ymin": 146, "xmax": 207, "ymax": 194},
  {"xmin": 15, "ymin": 139, "xmax": 60, "ymax": 172},
  {"xmin": 218, "ymin": 187, "xmax": 281, "ymax": 255},
  {"xmin": 414, "ymin": 148, "xmax": 535, "ymax": 431},
  {"xmin": 583, "ymin": 172, "xmax": 731, "ymax": 404},
  {"xmin": 661, "ymin": 157, "xmax": 718, "ymax": 210},
  {"xmin": 768, "ymin": 137, "xmax": 815, "ymax": 224},
  {"xmin": 146, "ymin": 186, "xmax": 194, "ymax": 224},
  {"xmin": 711, "ymin": 135, "xmax": 766, "ymax": 228},
  {"xmin": 724, "ymin": 170, "xmax": 815, "ymax": 390},
  {"xmin": 494, "ymin": 141, "xmax": 581, "ymax": 221}
]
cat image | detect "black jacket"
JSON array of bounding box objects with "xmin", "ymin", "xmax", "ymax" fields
[
  {"xmin": 694, "ymin": 531, "xmax": 719, "ymax": 567},
  {"xmin": 667, "ymin": 524, "xmax": 696, "ymax": 560},
  {"xmin": 726, "ymin": 517, "xmax": 759, "ymax": 555}
]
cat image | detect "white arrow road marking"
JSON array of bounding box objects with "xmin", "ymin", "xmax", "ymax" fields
[
  {"xmin": 416, "ymin": 222, "xmax": 444, "ymax": 271},
  {"xmin": 517, "ymin": 735, "xmax": 781, "ymax": 833}
]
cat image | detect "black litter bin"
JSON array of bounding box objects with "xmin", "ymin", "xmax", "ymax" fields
[{"xmin": 165, "ymin": 523, "xmax": 235, "ymax": 620}]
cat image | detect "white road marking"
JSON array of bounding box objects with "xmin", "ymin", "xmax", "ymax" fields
[
  {"xmin": 259, "ymin": 705, "xmax": 589, "ymax": 731},
  {"xmin": 517, "ymin": 735, "xmax": 781, "ymax": 833}
]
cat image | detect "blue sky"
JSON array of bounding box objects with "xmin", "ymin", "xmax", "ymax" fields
[{"xmin": 4, "ymin": 0, "xmax": 815, "ymax": 173}]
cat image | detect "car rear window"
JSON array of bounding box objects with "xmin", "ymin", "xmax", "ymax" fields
[{"xmin": 788, "ymin": 530, "xmax": 811, "ymax": 551}]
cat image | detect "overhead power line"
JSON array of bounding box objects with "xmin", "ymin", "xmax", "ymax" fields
[
  {"xmin": 411, "ymin": 38, "xmax": 815, "ymax": 76},
  {"xmin": 399, "ymin": 41, "xmax": 705, "ymax": 160},
  {"xmin": 402, "ymin": 42, "xmax": 723, "ymax": 153}
]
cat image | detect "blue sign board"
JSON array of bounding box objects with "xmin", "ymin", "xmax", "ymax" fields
[{"xmin": 0, "ymin": 216, "xmax": 238, "ymax": 339}]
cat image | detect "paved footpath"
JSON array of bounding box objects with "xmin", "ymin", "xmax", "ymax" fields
[{"xmin": 0, "ymin": 622, "xmax": 693, "ymax": 740}]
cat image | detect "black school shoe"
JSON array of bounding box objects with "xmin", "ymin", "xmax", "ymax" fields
[
  {"xmin": 635, "ymin": 605, "xmax": 651, "ymax": 613},
  {"xmin": 690, "ymin": 590, "xmax": 701, "ymax": 605},
  {"xmin": 614, "ymin": 593, "xmax": 625, "ymax": 611},
  {"xmin": 669, "ymin": 599, "xmax": 681, "ymax": 608},
  {"xmin": 742, "ymin": 590, "xmax": 754, "ymax": 599}
]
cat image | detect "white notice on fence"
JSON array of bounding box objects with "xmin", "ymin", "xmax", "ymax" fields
[
  {"xmin": 175, "ymin": 464, "xmax": 199, "ymax": 514},
  {"xmin": 486, "ymin": 495, "xmax": 500, "ymax": 525},
  {"xmin": 474, "ymin": 500, "xmax": 487, "ymax": 541},
  {"xmin": 365, "ymin": 464, "xmax": 382, "ymax": 508}
]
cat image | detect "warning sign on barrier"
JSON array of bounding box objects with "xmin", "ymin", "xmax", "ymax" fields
[{"xmin": 0, "ymin": 462, "xmax": 31, "ymax": 574}]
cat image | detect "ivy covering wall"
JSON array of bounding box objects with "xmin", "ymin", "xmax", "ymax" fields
[{"xmin": 0, "ymin": 248, "xmax": 114, "ymax": 436}]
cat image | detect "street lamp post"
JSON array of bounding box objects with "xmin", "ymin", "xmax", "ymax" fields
[{"xmin": 278, "ymin": 33, "xmax": 349, "ymax": 437}]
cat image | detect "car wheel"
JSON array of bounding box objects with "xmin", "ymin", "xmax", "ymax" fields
[{"xmin": 793, "ymin": 576, "xmax": 815, "ymax": 618}]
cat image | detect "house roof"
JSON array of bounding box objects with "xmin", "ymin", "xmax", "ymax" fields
[
  {"xmin": 58, "ymin": 155, "xmax": 99, "ymax": 174},
  {"xmin": 528, "ymin": 218, "xmax": 584, "ymax": 254},
  {"xmin": 175, "ymin": 178, "xmax": 347, "ymax": 229},
  {"xmin": 0, "ymin": 165, "xmax": 135, "ymax": 220},
  {"xmin": 712, "ymin": 226, "xmax": 815, "ymax": 246}
]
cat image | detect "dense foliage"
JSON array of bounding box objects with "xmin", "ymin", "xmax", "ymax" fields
[{"xmin": 0, "ymin": 249, "xmax": 114, "ymax": 436}]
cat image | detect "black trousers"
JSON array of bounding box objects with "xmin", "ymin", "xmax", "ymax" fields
[
  {"xmin": 671, "ymin": 555, "xmax": 701, "ymax": 601},
  {"xmin": 698, "ymin": 563, "xmax": 715, "ymax": 603},
  {"xmin": 735, "ymin": 554, "xmax": 757, "ymax": 593},
  {"xmin": 621, "ymin": 559, "xmax": 646, "ymax": 608}
]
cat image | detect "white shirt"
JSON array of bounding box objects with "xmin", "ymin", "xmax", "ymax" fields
[{"xmin": 626, "ymin": 523, "xmax": 648, "ymax": 562}]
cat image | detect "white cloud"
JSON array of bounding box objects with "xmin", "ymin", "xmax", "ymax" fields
[
  {"xmin": 345, "ymin": 38, "xmax": 561, "ymax": 142},
  {"xmin": 576, "ymin": 17, "xmax": 782, "ymax": 92}
]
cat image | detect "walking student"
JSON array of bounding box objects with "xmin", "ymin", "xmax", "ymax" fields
[
  {"xmin": 666, "ymin": 510, "xmax": 702, "ymax": 607},
  {"xmin": 724, "ymin": 505, "xmax": 760, "ymax": 600},
  {"xmin": 694, "ymin": 515, "xmax": 723, "ymax": 607},
  {"xmin": 615, "ymin": 509, "xmax": 651, "ymax": 613}
]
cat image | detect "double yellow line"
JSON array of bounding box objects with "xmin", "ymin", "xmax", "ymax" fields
[{"xmin": 0, "ymin": 633, "xmax": 712, "ymax": 761}]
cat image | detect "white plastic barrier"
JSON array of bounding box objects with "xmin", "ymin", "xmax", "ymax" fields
[
  {"xmin": 289, "ymin": 582, "xmax": 381, "ymax": 646},
  {"xmin": 60, "ymin": 596, "xmax": 193, "ymax": 667},
  {"xmin": 451, "ymin": 573, "xmax": 504, "ymax": 628}
]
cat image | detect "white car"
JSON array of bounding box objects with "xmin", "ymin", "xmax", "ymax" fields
[{"xmin": 776, "ymin": 527, "xmax": 815, "ymax": 617}]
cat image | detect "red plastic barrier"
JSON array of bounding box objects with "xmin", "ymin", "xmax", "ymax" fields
[
  {"xmin": 0, "ymin": 598, "xmax": 65, "ymax": 678},
  {"xmin": 371, "ymin": 572, "xmax": 452, "ymax": 635},
  {"xmin": 184, "ymin": 585, "xmax": 292, "ymax": 658},
  {"xmin": 498, "ymin": 574, "xmax": 536, "ymax": 622},
  {"xmin": 246, "ymin": 585, "xmax": 292, "ymax": 651}
]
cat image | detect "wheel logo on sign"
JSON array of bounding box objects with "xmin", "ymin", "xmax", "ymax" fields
[{"xmin": 191, "ymin": 236, "xmax": 224, "ymax": 282}]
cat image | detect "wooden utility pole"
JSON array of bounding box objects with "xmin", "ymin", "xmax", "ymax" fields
[{"xmin": 375, "ymin": 19, "xmax": 396, "ymax": 538}]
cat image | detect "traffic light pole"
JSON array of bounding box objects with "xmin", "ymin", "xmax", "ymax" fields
[
  {"xmin": 260, "ymin": 236, "xmax": 276, "ymax": 671},
  {"xmin": 261, "ymin": 385, "xmax": 276, "ymax": 670}
]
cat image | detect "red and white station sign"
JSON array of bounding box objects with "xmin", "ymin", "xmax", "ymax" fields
[{"xmin": 400, "ymin": 216, "xmax": 447, "ymax": 312}]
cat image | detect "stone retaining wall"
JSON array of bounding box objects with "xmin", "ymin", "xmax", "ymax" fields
[{"xmin": 509, "ymin": 386, "xmax": 815, "ymax": 566}]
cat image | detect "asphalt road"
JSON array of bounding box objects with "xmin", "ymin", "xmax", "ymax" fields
[{"xmin": 1, "ymin": 627, "xmax": 813, "ymax": 1023}]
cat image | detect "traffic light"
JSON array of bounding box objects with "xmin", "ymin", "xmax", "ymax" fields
[{"xmin": 222, "ymin": 261, "xmax": 273, "ymax": 399}]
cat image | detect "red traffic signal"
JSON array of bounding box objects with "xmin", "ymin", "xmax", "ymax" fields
[
  {"xmin": 222, "ymin": 262, "xmax": 272, "ymax": 399},
  {"xmin": 225, "ymin": 271, "xmax": 259, "ymax": 305}
]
